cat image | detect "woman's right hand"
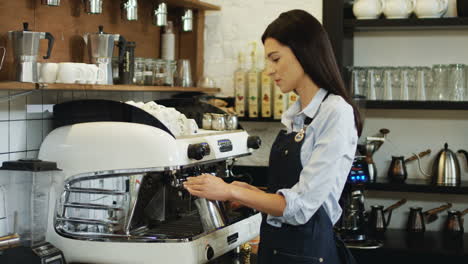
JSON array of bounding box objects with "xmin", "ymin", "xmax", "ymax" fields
[{"xmin": 230, "ymin": 181, "xmax": 265, "ymax": 193}]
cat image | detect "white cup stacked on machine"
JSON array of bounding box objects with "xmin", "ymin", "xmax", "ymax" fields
[{"xmin": 37, "ymin": 62, "xmax": 106, "ymax": 84}]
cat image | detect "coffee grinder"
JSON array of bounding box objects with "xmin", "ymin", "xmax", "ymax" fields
[
  {"xmin": 8, "ymin": 22, "xmax": 54, "ymax": 82},
  {"xmin": 338, "ymin": 156, "xmax": 369, "ymax": 242}
]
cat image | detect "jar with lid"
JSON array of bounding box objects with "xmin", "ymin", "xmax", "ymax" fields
[
  {"xmin": 165, "ymin": 60, "xmax": 177, "ymax": 86},
  {"xmin": 144, "ymin": 58, "xmax": 156, "ymax": 86},
  {"xmin": 152, "ymin": 59, "xmax": 167, "ymax": 86},
  {"xmin": 134, "ymin": 57, "xmax": 145, "ymax": 85}
]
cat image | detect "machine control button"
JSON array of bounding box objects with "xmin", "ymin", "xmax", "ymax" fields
[
  {"xmin": 206, "ymin": 245, "xmax": 215, "ymax": 260},
  {"xmin": 247, "ymin": 136, "xmax": 261, "ymax": 149},
  {"xmin": 188, "ymin": 143, "xmax": 209, "ymax": 160}
]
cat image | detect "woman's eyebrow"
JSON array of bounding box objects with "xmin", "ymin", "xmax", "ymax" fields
[{"xmin": 267, "ymin": 51, "xmax": 279, "ymax": 58}]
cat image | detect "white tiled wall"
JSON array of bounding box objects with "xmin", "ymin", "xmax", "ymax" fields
[
  {"xmin": 202, "ymin": 0, "xmax": 323, "ymax": 97},
  {"xmin": 0, "ymin": 90, "xmax": 169, "ymax": 163}
]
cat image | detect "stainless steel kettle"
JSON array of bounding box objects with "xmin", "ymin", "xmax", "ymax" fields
[{"xmin": 431, "ymin": 143, "xmax": 464, "ymax": 186}]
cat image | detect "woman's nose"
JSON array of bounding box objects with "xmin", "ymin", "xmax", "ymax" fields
[{"xmin": 265, "ymin": 62, "xmax": 275, "ymax": 76}]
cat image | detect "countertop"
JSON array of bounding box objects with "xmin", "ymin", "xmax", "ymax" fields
[{"xmin": 212, "ymin": 229, "xmax": 468, "ymax": 264}]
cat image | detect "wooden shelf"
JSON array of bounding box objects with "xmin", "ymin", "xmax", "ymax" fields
[
  {"xmin": 365, "ymin": 100, "xmax": 468, "ymax": 110},
  {"xmin": 344, "ymin": 17, "xmax": 468, "ymax": 31},
  {"xmin": 0, "ymin": 82, "xmax": 37, "ymax": 90},
  {"xmin": 234, "ymin": 165, "xmax": 468, "ymax": 195},
  {"xmin": 165, "ymin": 0, "xmax": 221, "ymax": 11},
  {"xmin": 0, "ymin": 81, "xmax": 220, "ymax": 94},
  {"xmin": 366, "ymin": 178, "xmax": 468, "ymax": 195}
]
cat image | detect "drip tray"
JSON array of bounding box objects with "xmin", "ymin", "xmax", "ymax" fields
[
  {"xmin": 143, "ymin": 214, "xmax": 204, "ymax": 239},
  {"xmin": 138, "ymin": 209, "xmax": 252, "ymax": 240}
]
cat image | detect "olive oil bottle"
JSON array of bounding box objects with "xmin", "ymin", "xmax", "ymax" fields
[
  {"xmin": 260, "ymin": 59, "xmax": 273, "ymax": 118},
  {"xmin": 247, "ymin": 42, "xmax": 260, "ymax": 118},
  {"xmin": 234, "ymin": 52, "xmax": 247, "ymax": 117}
]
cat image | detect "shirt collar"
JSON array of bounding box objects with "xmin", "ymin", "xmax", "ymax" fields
[{"xmin": 281, "ymin": 88, "xmax": 327, "ymax": 128}]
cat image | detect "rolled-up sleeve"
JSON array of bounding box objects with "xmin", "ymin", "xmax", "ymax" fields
[{"xmin": 267, "ymin": 105, "xmax": 356, "ymax": 226}]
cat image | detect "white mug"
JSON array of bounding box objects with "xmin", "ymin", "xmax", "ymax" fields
[
  {"xmin": 353, "ymin": 0, "xmax": 385, "ymax": 19},
  {"xmin": 415, "ymin": 0, "xmax": 448, "ymax": 18},
  {"xmin": 443, "ymin": 0, "xmax": 457, "ymax": 17},
  {"xmin": 39, "ymin": 62, "xmax": 59, "ymax": 83},
  {"xmin": 56, "ymin": 63, "xmax": 85, "ymax": 84},
  {"xmin": 75, "ymin": 64, "xmax": 105, "ymax": 84},
  {"xmin": 87, "ymin": 64, "xmax": 106, "ymax": 84},
  {"xmin": 384, "ymin": 0, "xmax": 416, "ymax": 19}
]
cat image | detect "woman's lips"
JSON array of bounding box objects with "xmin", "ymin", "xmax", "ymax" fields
[{"xmin": 275, "ymin": 79, "xmax": 281, "ymax": 84}]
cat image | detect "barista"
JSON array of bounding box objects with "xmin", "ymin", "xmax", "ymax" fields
[{"xmin": 184, "ymin": 10, "xmax": 362, "ymax": 264}]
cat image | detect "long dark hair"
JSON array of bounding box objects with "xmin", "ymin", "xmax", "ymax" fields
[{"xmin": 261, "ymin": 9, "xmax": 363, "ymax": 136}]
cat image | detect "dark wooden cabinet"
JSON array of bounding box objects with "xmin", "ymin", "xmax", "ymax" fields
[{"xmin": 322, "ymin": 1, "xmax": 468, "ymax": 110}]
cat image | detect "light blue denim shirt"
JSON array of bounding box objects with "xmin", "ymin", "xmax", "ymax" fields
[{"xmin": 266, "ymin": 88, "xmax": 358, "ymax": 227}]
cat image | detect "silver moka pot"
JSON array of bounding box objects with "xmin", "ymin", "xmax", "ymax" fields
[
  {"xmin": 8, "ymin": 22, "xmax": 54, "ymax": 82},
  {"xmin": 432, "ymin": 143, "xmax": 463, "ymax": 186},
  {"xmin": 83, "ymin": 25, "xmax": 126, "ymax": 84}
]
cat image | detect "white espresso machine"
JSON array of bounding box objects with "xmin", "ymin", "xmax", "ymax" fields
[{"xmin": 38, "ymin": 99, "xmax": 262, "ymax": 264}]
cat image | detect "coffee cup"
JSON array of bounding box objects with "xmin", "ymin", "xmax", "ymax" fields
[
  {"xmin": 76, "ymin": 63, "xmax": 105, "ymax": 84},
  {"xmin": 39, "ymin": 62, "xmax": 59, "ymax": 83},
  {"xmin": 56, "ymin": 63, "xmax": 85, "ymax": 84}
]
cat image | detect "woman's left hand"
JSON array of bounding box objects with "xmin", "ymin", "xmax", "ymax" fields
[{"xmin": 183, "ymin": 173, "xmax": 232, "ymax": 201}]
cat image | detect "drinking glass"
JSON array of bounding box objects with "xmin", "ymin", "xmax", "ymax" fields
[
  {"xmin": 448, "ymin": 64, "xmax": 466, "ymax": 101},
  {"xmin": 415, "ymin": 67, "xmax": 432, "ymax": 101},
  {"xmin": 382, "ymin": 67, "xmax": 400, "ymax": 100},
  {"xmin": 382, "ymin": 67, "xmax": 393, "ymax": 100},
  {"xmin": 349, "ymin": 66, "xmax": 367, "ymax": 97},
  {"xmin": 175, "ymin": 59, "xmax": 193, "ymax": 87},
  {"xmin": 373, "ymin": 67, "xmax": 384, "ymax": 100},
  {"xmin": 398, "ymin": 67, "xmax": 412, "ymax": 101},
  {"xmin": 366, "ymin": 67, "xmax": 379, "ymax": 100},
  {"xmin": 432, "ymin": 64, "xmax": 449, "ymax": 101}
]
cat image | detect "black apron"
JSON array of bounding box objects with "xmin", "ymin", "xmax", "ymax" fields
[{"xmin": 257, "ymin": 93, "xmax": 357, "ymax": 264}]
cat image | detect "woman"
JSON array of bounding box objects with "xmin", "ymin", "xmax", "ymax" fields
[{"xmin": 184, "ymin": 9, "xmax": 362, "ymax": 264}]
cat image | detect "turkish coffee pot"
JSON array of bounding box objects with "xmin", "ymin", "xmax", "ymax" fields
[
  {"xmin": 444, "ymin": 208, "xmax": 468, "ymax": 236},
  {"xmin": 407, "ymin": 203, "xmax": 452, "ymax": 233},
  {"xmin": 430, "ymin": 143, "xmax": 468, "ymax": 186},
  {"xmin": 388, "ymin": 150, "xmax": 431, "ymax": 183},
  {"xmin": 368, "ymin": 198, "xmax": 407, "ymax": 234}
]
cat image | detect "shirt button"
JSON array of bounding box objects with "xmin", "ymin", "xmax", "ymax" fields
[
  {"xmin": 273, "ymin": 250, "xmax": 277, "ymax": 255},
  {"xmin": 284, "ymin": 150, "xmax": 288, "ymax": 155},
  {"xmin": 319, "ymin": 257, "xmax": 324, "ymax": 262}
]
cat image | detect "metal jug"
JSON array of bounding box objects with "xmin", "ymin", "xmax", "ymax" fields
[
  {"xmin": 387, "ymin": 156, "xmax": 408, "ymax": 183},
  {"xmin": 8, "ymin": 22, "xmax": 54, "ymax": 82},
  {"xmin": 432, "ymin": 143, "xmax": 461, "ymax": 186},
  {"xmin": 369, "ymin": 198, "xmax": 407, "ymax": 234},
  {"xmin": 407, "ymin": 203, "xmax": 452, "ymax": 233},
  {"xmin": 444, "ymin": 209, "xmax": 468, "ymax": 236},
  {"xmin": 84, "ymin": 25, "xmax": 127, "ymax": 84}
]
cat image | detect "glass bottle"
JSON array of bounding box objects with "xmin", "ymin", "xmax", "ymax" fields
[
  {"xmin": 260, "ymin": 59, "xmax": 272, "ymax": 118},
  {"xmin": 247, "ymin": 42, "xmax": 260, "ymax": 118},
  {"xmin": 273, "ymin": 84, "xmax": 288, "ymax": 120},
  {"xmin": 234, "ymin": 52, "xmax": 247, "ymax": 117}
]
